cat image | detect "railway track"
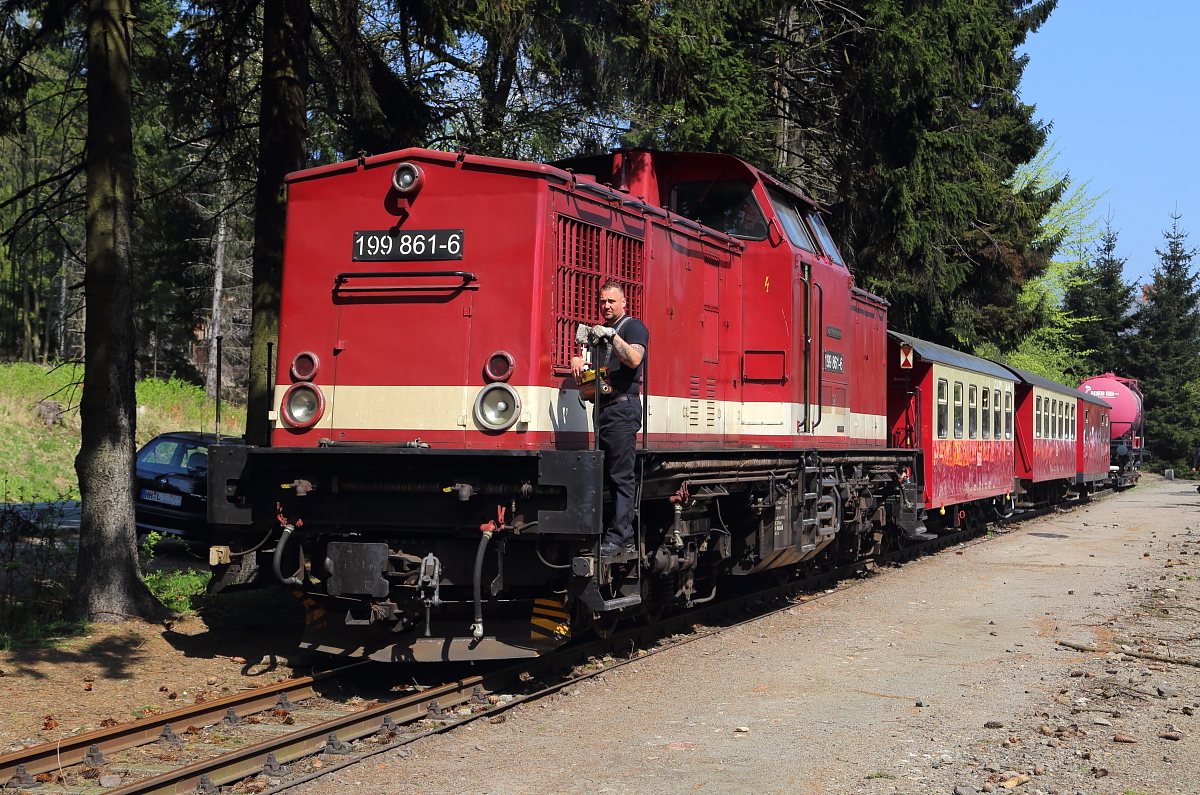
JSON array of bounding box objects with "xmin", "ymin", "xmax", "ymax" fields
[{"xmin": 1, "ymin": 489, "xmax": 1116, "ymax": 795}]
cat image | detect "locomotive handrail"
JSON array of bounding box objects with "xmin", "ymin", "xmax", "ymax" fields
[
  {"xmin": 811, "ymin": 281, "xmax": 825, "ymax": 432},
  {"xmin": 333, "ymin": 270, "xmax": 478, "ymax": 292}
]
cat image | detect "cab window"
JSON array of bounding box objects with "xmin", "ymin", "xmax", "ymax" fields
[
  {"xmin": 937, "ymin": 378, "xmax": 948, "ymax": 439},
  {"xmin": 671, "ymin": 180, "xmax": 767, "ymax": 240},
  {"xmin": 768, "ymin": 190, "xmax": 816, "ymax": 251},
  {"xmin": 806, "ymin": 212, "xmax": 846, "ymax": 266}
]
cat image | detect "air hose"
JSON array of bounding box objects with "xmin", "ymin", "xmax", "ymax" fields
[
  {"xmin": 272, "ymin": 524, "xmax": 304, "ymax": 586},
  {"xmin": 470, "ymin": 531, "xmax": 493, "ymax": 639}
]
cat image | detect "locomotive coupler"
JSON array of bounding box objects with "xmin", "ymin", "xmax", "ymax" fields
[{"xmin": 417, "ymin": 553, "xmax": 442, "ymax": 637}]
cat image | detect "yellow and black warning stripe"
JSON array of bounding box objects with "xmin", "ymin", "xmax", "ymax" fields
[
  {"xmin": 295, "ymin": 590, "xmax": 327, "ymax": 632},
  {"xmin": 530, "ymin": 597, "xmax": 570, "ymax": 641}
]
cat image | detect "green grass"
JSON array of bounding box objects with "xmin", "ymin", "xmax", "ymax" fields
[
  {"xmin": 0, "ymin": 362, "xmax": 244, "ymax": 501},
  {"xmin": 144, "ymin": 569, "xmax": 210, "ymax": 613}
]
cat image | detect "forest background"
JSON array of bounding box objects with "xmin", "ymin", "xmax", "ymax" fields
[{"xmin": 2, "ymin": 0, "xmax": 1198, "ymax": 468}]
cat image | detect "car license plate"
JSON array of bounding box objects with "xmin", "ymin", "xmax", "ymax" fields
[{"xmin": 141, "ymin": 489, "xmax": 182, "ymax": 507}]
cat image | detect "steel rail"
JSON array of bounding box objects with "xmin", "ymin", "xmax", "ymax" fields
[{"xmin": 0, "ymin": 662, "xmax": 367, "ymax": 785}]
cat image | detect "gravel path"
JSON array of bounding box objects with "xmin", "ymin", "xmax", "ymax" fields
[{"xmin": 291, "ymin": 476, "xmax": 1200, "ymax": 795}]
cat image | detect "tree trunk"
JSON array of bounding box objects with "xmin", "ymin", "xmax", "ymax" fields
[
  {"xmin": 246, "ymin": 0, "xmax": 309, "ymax": 446},
  {"xmin": 71, "ymin": 0, "xmax": 167, "ymax": 622}
]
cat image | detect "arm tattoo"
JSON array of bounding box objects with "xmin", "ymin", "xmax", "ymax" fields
[{"xmin": 613, "ymin": 338, "xmax": 645, "ymax": 368}]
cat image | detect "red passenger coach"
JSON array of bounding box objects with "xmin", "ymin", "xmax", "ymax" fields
[
  {"xmin": 887, "ymin": 333, "xmax": 1016, "ymax": 524},
  {"xmin": 1076, "ymin": 391, "xmax": 1112, "ymax": 487},
  {"xmin": 1005, "ymin": 367, "xmax": 1089, "ymax": 501}
]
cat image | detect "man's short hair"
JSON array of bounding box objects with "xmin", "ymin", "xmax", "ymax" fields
[{"xmin": 599, "ymin": 281, "xmax": 624, "ymax": 297}]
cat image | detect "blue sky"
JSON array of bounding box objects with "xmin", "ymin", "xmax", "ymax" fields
[{"xmin": 1019, "ymin": 0, "xmax": 1199, "ymax": 284}]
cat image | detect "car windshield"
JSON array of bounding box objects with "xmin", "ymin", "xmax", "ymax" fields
[
  {"xmin": 670, "ymin": 180, "xmax": 768, "ymax": 240},
  {"xmin": 138, "ymin": 438, "xmax": 208, "ymax": 475}
]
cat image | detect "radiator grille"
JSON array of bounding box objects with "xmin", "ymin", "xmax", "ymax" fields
[{"xmin": 553, "ymin": 217, "xmax": 645, "ymax": 369}]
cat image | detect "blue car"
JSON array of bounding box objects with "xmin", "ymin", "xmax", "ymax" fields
[{"xmin": 134, "ymin": 432, "xmax": 241, "ymax": 539}]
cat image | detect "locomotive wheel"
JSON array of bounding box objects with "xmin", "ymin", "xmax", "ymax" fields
[
  {"xmin": 637, "ymin": 604, "xmax": 664, "ymax": 626},
  {"xmin": 592, "ymin": 613, "xmax": 619, "ymax": 638}
]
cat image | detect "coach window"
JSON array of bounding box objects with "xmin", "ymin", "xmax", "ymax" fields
[
  {"xmin": 967, "ymin": 385, "xmax": 977, "ymax": 439},
  {"xmin": 1071, "ymin": 404, "xmax": 1077, "ymax": 440},
  {"xmin": 937, "ymin": 378, "xmax": 949, "ymax": 439},
  {"xmin": 1034, "ymin": 396, "xmax": 1042, "ymax": 438},
  {"xmin": 1057, "ymin": 401, "xmax": 1064, "ymax": 439},
  {"xmin": 953, "ymin": 382, "xmax": 964, "ymax": 439},
  {"xmin": 1053, "ymin": 400, "xmax": 1060, "ymax": 439},
  {"xmin": 671, "ymin": 181, "xmax": 767, "ymax": 240},
  {"xmin": 993, "ymin": 389, "xmax": 1001, "ymax": 438},
  {"xmin": 981, "ymin": 388, "xmax": 991, "ymax": 439},
  {"xmin": 1005, "ymin": 391, "xmax": 1012, "ymax": 438}
]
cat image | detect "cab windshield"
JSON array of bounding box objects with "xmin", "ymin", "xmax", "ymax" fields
[
  {"xmin": 767, "ymin": 190, "xmax": 816, "ymax": 252},
  {"xmin": 670, "ymin": 180, "xmax": 767, "ymax": 240},
  {"xmin": 807, "ymin": 212, "xmax": 846, "ymax": 266}
]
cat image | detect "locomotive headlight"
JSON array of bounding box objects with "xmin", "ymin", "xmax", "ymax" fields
[
  {"xmin": 473, "ymin": 383, "xmax": 522, "ymax": 431},
  {"xmin": 282, "ymin": 383, "xmax": 325, "ymax": 428},
  {"xmin": 391, "ymin": 162, "xmax": 424, "ymax": 195}
]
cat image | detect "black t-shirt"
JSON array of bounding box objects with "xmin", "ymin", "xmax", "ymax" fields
[{"xmin": 604, "ymin": 315, "xmax": 648, "ymax": 396}]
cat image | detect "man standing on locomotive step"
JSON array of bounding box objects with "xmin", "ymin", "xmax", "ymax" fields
[{"xmin": 571, "ymin": 282, "xmax": 648, "ymax": 557}]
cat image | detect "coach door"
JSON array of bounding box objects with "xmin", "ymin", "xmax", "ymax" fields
[{"xmin": 328, "ymin": 270, "xmax": 474, "ymax": 443}]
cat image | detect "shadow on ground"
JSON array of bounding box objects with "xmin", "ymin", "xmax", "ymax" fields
[
  {"xmin": 160, "ymin": 586, "xmax": 319, "ymax": 676},
  {"xmin": 2, "ymin": 630, "xmax": 150, "ymax": 680}
]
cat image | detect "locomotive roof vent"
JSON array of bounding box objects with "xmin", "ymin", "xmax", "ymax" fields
[
  {"xmin": 474, "ymin": 383, "xmax": 522, "ymax": 431},
  {"xmin": 391, "ymin": 162, "xmax": 424, "ymax": 195}
]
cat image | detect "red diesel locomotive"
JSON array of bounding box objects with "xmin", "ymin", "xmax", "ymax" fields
[{"xmin": 208, "ymin": 147, "xmax": 1127, "ymax": 663}]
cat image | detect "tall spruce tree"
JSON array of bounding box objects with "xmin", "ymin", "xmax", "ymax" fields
[
  {"xmin": 1061, "ymin": 224, "xmax": 1134, "ymax": 378},
  {"xmin": 1127, "ymin": 215, "xmax": 1200, "ymax": 467}
]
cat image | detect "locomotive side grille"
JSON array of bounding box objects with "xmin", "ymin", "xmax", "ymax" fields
[
  {"xmin": 606, "ymin": 233, "xmax": 645, "ymax": 320},
  {"xmin": 553, "ymin": 217, "xmax": 646, "ymax": 369}
]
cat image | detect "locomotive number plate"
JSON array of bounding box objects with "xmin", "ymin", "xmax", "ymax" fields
[{"xmin": 352, "ymin": 229, "xmax": 463, "ymax": 261}]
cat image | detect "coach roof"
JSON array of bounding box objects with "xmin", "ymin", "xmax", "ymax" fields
[
  {"xmin": 1002, "ymin": 365, "xmax": 1113, "ymax": 408},
  {"xmin": 889, "ymin": 331, "xmax": 1015, "ymax": 381}
]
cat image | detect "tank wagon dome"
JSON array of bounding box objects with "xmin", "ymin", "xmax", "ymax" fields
[{"xmin": 1079, "ymin": 374, "xmax": 1142, "ymax": 439}]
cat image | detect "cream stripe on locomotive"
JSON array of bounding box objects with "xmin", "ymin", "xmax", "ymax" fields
[{"xmin": 272, "ymin": 384, "xmax": 887, "ymax": 440}]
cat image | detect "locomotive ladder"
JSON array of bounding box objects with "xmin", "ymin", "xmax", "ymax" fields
[{"xmin": 798, "ymin": 460, "xmax": 841, "ymax": 551}]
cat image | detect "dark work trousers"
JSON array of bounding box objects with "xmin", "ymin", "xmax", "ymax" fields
[{"xmin": 597, "ymin": 396, "xmax": 641, "ymax": 545}]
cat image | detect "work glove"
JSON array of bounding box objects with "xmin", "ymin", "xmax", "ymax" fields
[
  {"xmin": 590, "ymin": 324, "xmax": 616, "ymax": 343},
  {"xmin": 575, "ymin": 323, "xmax": 591, "ymax": 347}
]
